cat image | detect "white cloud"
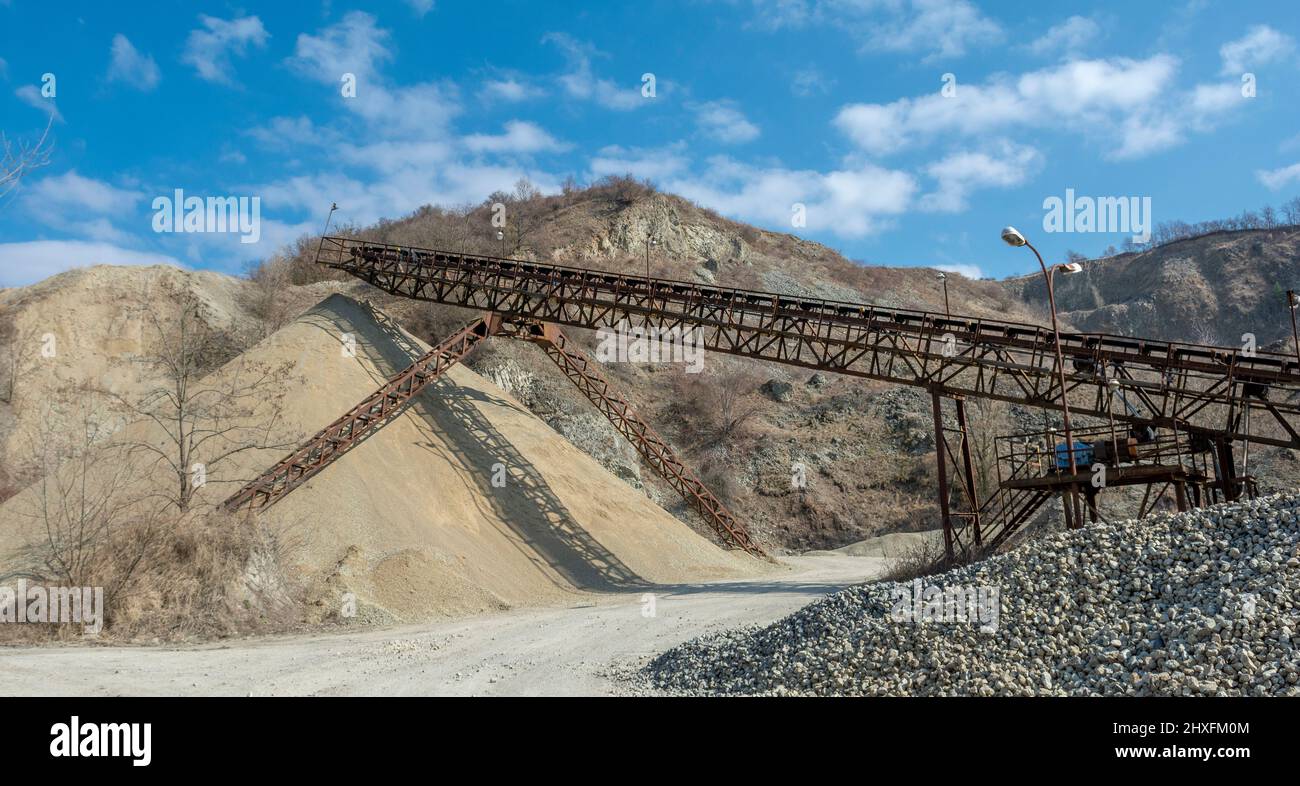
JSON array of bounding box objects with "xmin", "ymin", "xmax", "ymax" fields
[
  {"xmin": 479, "ymin": 77, "xmax": 544, "ymax": 103},
  {"xmin": 692, "ymin": 101, "xmax": 760, "ymax": 144},
  {"xmin": 790, "ymin": 66, "xmax": 834, "ymax": 96},
  {"xmin": 0, "ymin": 241, "xmax": 181, "ymax": 287},
  {"xmin": 106, "ymin": 34, "xmax": 160, "ymax": 91},
  {"xmin": 935, "ymin": 263, "xmax": 982, "ymax": 279},
  {"xmin": 1028, "ymin": 16, "xmax": 1100, "ymax": 57},
  {"xmin": 1220, "ymin": 24, "xmax": 1295, "ymax": 75},
  {"xmin": 405, "ymin": 0, "xmax": 435, "ymax": 16},
  {"xmin": 246, "ymin": 115, "xmax": 338, "ymax": 149},
  {"xmin": 544, "ymin": 33, "xmax": 643, "ymax": 110},
  {"xmin": 1257, "ymin": 162, "xmax": 1300, "ymax": 191},
  {"xmin": 288, "ymin": 11, "xmax": 392, "ymax": 83},
  {"xmin": 920, "ymin": 142, "xmax": 1042, "ymax": 212},
  {"xmin": 748, "ymin": 0, "xmax": 1002, "ymax": 60},
  {"xmin": 25, "ymin": 170, "xmax": 142, "ymax": 215},
  {"xmin": 182, "ymin": 14, "xmax": 269, "ymax": 84},
  {"xmin": 288, "ymin": 13, "xmax": 460, "ymax": 138},
  {"xmin": 1112, "ymin": 113, "xmax": 1184, "ymax": 160},
  {"xmin": 665, "ymin": 156, "xmax": 917, "ymax": 238},
  {"xmin": 1190, "ymin": 82, "xmax": 1246, "ymax": 115},
  {"xmin": 834, "ymin": 54, "xmax": 1229, "ymax": 160},
  {"xmin": 14, "ymin": 85, "xmax": 61, "ymax": 121},
  {"xmin": 869, "ymin": 0, "xmax": 1002, "ymax": 59},
  {"xmin": 463, "ymin": 120, "xmax": 569, "ymax": 154},
  {"xmin": 588, "ymin": 144, "xmax": 691, "ymax": 182}
]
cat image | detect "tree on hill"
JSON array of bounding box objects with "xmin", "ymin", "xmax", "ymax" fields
[{"xmin": 98, "ymin": 290, "xmax": 299, "ymax": 514}]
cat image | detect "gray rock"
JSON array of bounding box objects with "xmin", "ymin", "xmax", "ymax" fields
[{"xmin": 760, "ymin": 379, "xmax": 795, "ymax": 403}]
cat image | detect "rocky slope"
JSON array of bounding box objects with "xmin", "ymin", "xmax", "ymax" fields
[
  {"xmin": 4, "ymin": 183, "xmax": 1300, "ymax": 554},
  {"xmin": 1004, "ymin": 227, "xmax": 1300, "ymax": 347}
]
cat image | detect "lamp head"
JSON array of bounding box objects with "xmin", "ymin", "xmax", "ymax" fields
[{"xmin": 1000, "ymin": 226, "xmax": 1028, "ymax": 247}]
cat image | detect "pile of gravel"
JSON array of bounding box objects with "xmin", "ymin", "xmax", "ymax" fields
[{"xmin": 644, "ymin": 493, "xmax": 1300, "ymax": 696}]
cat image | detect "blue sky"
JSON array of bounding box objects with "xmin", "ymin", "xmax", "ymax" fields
[{"xmin": 1, "ymin": 0, "xmax": 1299, "ymax": 287}]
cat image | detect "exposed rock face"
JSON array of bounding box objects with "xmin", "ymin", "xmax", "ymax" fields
[{"xmin": 1002, "ymin": 228, "xmax": 1300, "ymax": 346}]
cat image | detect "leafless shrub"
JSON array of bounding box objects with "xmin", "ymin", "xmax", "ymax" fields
[
  {"xmin": 673, "ymin": 367, "xmax": 763, "ymax": 449},
  {"xmin": 880, "ymin": 535, "xmax": 948, "ymax": 583}
]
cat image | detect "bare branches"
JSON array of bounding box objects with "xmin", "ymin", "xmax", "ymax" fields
[
  {"xmin": 95, "ymin": 288, "xmax": 299, "ymax": 513},
  {"xmin": 0, "ymin": 113, "xmax": 54, "ymax": 204}
]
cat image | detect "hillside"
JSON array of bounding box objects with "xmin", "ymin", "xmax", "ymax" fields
[
  {"xmin": 5, "ymin": 182, "xmax": 1300, "ymax": 560},
  {"xmin": 1003, "ymin": 227, "xmax": 1300, "ymax": 346},
  {"xmin": 0, "ymin": 292, "xmax": 758, "ymax": 633}
]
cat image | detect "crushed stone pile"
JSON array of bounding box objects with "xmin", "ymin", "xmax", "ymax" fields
[{"xmin": 644, "ymin": 493, "xmax": 1300, "ymax": 696}]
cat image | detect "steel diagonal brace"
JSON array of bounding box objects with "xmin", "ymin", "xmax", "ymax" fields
[
  {"xmin": 506, "ymin": 320, "xmax": 767, "ymax": 558},
  {"xmin": 222, "ymin": 315, "xmax": 502, "ymax": 512}
]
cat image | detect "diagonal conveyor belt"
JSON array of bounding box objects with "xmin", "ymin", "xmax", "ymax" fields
[
  {"xmin": 222, "ymin": 316, "xmax": 498, "ymax": 511},
  {"xmin": 511, "ymin": 320, "xmax": 765, "ymax": 557}
]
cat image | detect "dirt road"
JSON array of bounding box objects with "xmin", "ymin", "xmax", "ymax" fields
[{"xmin": 0, "ymin": 554, "xmax": 885, "ymax": 696}]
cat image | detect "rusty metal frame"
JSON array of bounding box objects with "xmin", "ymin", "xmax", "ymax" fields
[
  {"xmin": 222, "ymin": 315, "xmax": 500, "ymax": 511},
  {"xmin": 224, "ymin": 312, "xmax": 764, "ymax": 556},
  {"xmin": 931, "ymin": 391, "xmax": 984, "ymax": 562},
  {"xmin": 505, "ymin": 320, "xmax": 765, "ymax": 557},
  {"xmin": 229, "ymin": 237, "xmax": 1300, "ymax": 564},
  {"xmin": 315, "ymin": 237, "xmax": 1300, "ymax": 451}
]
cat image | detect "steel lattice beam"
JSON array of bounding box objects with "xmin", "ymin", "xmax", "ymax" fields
[
  {"xmin": 316, "ymin": 237, "xmax": 1300, "ymax": 450},
  {"xmin": 222, "ymin": 315, "xmax": 499, "ymax": 511},
  {"xmin": 504, "ymin": 320, "xmax": 765, "ymax": 557}
]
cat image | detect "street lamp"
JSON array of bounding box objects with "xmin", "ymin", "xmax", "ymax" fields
[
  {"xmin": 1287, "ymin": 290, "xmax": 1300, "ymax": 367},
  {"xmin": 316, "ymin": 202, "xmax": 340, "ymax": 260},
  {"xmin": 936, "ymin": 272, "xmax": 950, "ymax": 317},
  {"xmin": 1105, "ymin": 377, "xmax": 1121, "ymax": 449},
  {"xmin": 1002, "ymin": 225, "xmax": 1083, "ymax": 527},
  {"xmin": 646, "ymin": 233, "xmax": 658, "ymax": 281}
]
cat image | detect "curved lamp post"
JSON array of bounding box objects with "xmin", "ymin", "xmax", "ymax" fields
[
  {"xmin": 1002, "ymin": 226, "xmax": 1083, "ymax": 527},
  {"xmin": 646, "ymin": 233, "xmax": 658, "ymax": 281}
]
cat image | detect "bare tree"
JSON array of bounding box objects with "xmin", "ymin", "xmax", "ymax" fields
[
  {"xmin": 98, "ymin": 290, "xmax": 298, "ymax": 513},
  {"xmin": 0, "ymin": 312, "xmax": 41, "ymax": 405},
  {"xmin": 966, "ymin": 399, "xmax": 1014, "ymax": 504},
  {"xmin": 1283, "ymin": 196, "xmax": 1300, "ymax": 227},
  {"xmin": 506, "ymin": 177, "xmax": 543, "ymax": 255},
  {"xmin": 675, "ymin": 367, "xmax": 762, "ymax": 449},
  {"xmin": 1, "ymin": 114, "xmax": 53, "ymax": 204},
  {"xmin": 19, "ymin": 402, "xmax": 166, "ymax": 599}
]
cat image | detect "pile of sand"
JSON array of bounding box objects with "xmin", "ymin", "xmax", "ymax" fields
[{"xmin": 0, "ymin": 292, "xmax": 759, "ymax": 622}]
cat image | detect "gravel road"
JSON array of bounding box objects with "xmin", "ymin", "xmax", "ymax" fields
[{"xmin": 0, "ymin": 554, "xmax": 884, "ymax": 697}]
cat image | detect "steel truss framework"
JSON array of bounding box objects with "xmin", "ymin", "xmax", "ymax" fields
[
  {"xmin": 233, "ymin": 237, "xmax": 1300, "ymax": 562},
  {"xmin": 316, "ymin": 238, "xmax": 1300, "ymax": 451},
  {"xmin": 224, "ymin": 313, "xmax": 765, "ymax": 556},
  {"xmin": 222, "ymin": 315, "xmax": 499, "ymax": 511}
]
